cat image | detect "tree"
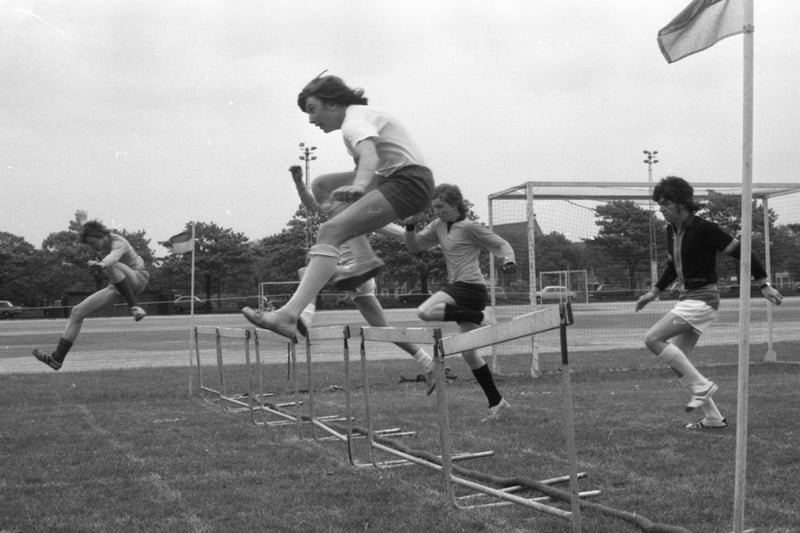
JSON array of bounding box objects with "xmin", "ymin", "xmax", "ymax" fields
[
  {"xmin": 159, "ymin": 222, "xmax": 253, "ymax": 302},
  {"xmin": 0, "ymin": 232, "xmax": 40, "ymax": 304},
  {"xmin": 586, "ymin": 200, "xmax": 662, "ymax": 288}
]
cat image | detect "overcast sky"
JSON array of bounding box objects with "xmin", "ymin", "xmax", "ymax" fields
[{"xmin": 3, "ymin": 0, "xmax": 799, "ymax": 253}]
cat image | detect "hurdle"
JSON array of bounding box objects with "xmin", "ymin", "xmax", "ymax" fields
[
  {"xmin": 435, "ymin": 303, "xmax": 589, "ymax": 530},
  {"xmin": 250, "ymin": 327, "xmax": 304, "ymax": 433},
  {"xmin": 351, "ymin": 326, "xmax": 494, "ymax": 470},
  {"xmin": 193, "ymin": 325, "xmax": 270, "ymax": 425}
]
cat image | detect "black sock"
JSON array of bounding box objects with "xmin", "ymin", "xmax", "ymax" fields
[
  {"xmin": 53, "ymin": 338, "xmax": 73, "ymax": 363},
  {"xmin": 443, "ymin": 304, "xmax": 483, "ymax": 324},
  {"xmin": 472, "ymin": 364, "xmax": 502, "ymax": 407},
  {"xmin": 113, "ymin": 281, "xmax": 138, "ymax": 307}
]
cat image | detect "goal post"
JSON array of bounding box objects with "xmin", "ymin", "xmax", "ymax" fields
[
  {"xmin": 487, "ymin": 181, "xmax": 800, "ymax": 377},
  {"xmin": 258, "ymin": 281, "xmax": 300, "ymax": 310}
]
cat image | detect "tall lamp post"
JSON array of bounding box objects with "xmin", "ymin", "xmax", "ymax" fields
[
  {"xmin": 643, "ymin": 150, "xmax": 659, "ymax": 287},
  {"xmin": 299, "ymin": 142, "xmax": 317, "ymax": 258}
]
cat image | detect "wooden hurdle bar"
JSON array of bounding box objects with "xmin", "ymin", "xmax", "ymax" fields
[{"xmin": 435, "ymin": 303, "xmax": 589, "ymax": 531}]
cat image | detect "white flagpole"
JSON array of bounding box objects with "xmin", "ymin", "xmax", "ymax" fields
[
  {"xmin": 187, "ymin": 223, "xmax": 197, "ymax": 396},
  {"xmin": 733, "ymin": 0, "xmax": 754, "ymax": 531}
]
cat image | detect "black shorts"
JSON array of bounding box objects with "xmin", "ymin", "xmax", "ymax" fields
[
  {"xmin": 442, "ymin": 282, "xmax": 488, "ymax": 312},
  {"xmin": 378, "ymin": 165, "xmax": 434, "ymax": 219}
]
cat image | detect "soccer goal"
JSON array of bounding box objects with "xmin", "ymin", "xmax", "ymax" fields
[{"xmin": 487, "ymin": 181, "xmax": 800, "ymax": 377}]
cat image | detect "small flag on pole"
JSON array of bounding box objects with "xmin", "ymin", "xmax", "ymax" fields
[
  {"xmin": 165, "ymin": 230, "xmax": 194, "ymax": 254},
  {"xmin": 658, "ymin": 0, "xmax": 744, "ymax": 63}
]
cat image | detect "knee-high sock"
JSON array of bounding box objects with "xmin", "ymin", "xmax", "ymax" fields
[
  {"xmin": 53, "ymin": 338, "xmax": 73, "ymax": 363},
  {"xmin": 280, "ymin": 244, "xmax": 339, "ymax": 317},
  {"xmin": 701, "ymin": 397, "xmax": 724, "ymax": 421},
  {"xmin": 114, "ymin": 280, "xmax": 138, "ymax": 307},
  {"xmin": 657, "ymin": 344, "xmax": 708, "ymax": 389},
  {"xmin": 472, "ymin": 364, "xmax": 502, "ymax": 407}
]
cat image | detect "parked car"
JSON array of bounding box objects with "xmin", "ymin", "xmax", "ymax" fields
[
  {"xmin": 535, "ymin": 286, "xmax": 576, "ymax": 304},
  {"xmin": 0, "ymin": 300, "xmax": 22, "ymax": 319},
  {"xmin": 590, "ymin": 284, "xmax": 635, "ymax": 302},
  {"xmin": 398, "ymin": 290, "xmax": 432, "ymax": 306},
  {"xmin": 335, "ymin": 293, "xmax": 354, "ymax": 308},
  {"xmin": 173, "ymin": 295, "xmax": 208, "ymax": 313}
]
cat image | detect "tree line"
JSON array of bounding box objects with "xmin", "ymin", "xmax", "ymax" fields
[{"xmin": 2, "ymin": 192, "xmax": 798, "ymax": 309}]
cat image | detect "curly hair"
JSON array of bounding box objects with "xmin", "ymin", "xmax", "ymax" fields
[
  {"xmin": 652, "ymin": 176, "xmax": 703, "ymax": 213},
  {"xmin": 79, "ymin": 220, "xmax": 110, "ymax": 243},
  {"xmin": 433, "ymin": 183, "xmax": 467, "ymax": 217},
  {"xmin": 297, "ymin": 73, "xmax": 368, "ymax": 112}
]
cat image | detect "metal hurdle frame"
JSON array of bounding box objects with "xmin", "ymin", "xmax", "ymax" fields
[
  {"xmin": 435, "ymin": 303, "xmax": 587, "ymax": 531},
  {"xmin": 250, "ymin": 327, "xmax": 304, "ymax": 432},
  {"xmin": 193, "ymin": 326, "xmax": 267, "ymax": 424},
  {"xmin": 351, "ymin": 326, "xmax": 493, "ymax": 470}
]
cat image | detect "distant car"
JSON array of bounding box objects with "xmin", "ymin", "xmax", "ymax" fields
[
  {"xmin": 0, "ymin": 300, "xmax": 22, "ymax": 319},
  {"xmin": 173, "ymin": 295, "xmax": 206, "ymax": 313},
  {"xmin": 535, "ymin": 286, "xmax": 576, "ymax": 304},
  {"xmin": 335, "ymin": 294, "xmax": 354, "ymax": 308},
  {"xmin": 398, "ymin": 290, "xmax": 432, "ymax": 306},
  {"xmin": 590, "ymin": 284, "xmax": 635, "ymax": 302}
]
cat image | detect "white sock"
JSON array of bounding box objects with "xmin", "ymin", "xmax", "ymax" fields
[
  {"xmin": 658, "ymin": 344, "xmax": 709, "ymax": 392},
  {"xmin": 413, "ymin": 349, "xmax": 434, "ymax": 373},
  {"xmin": 701, "ymin": 398, "xmax": 724, "ymax": 421},
  {"xmin": 300, "ymin": 303, "xmax": 316, "ymax": 325}
]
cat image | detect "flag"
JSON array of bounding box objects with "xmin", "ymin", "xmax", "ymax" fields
[
  {"xmin": 166, "ymin": 230, "xmax": 194, "ymax": 254},
  {"xmin": 658, "ymin": 0, "xmax": 744, "ymax": 63}
]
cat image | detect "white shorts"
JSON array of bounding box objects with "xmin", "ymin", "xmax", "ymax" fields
[
  {"xmin": 670, "ymin": 299, "xmax": 717, "ymax": 334},
  {"xmin": 345, "ymin": 277, "xmax": 376, "ymax": 300}
]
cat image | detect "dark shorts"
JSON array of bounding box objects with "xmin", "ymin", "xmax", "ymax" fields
[
  {"xmin": 441, "ymin": 282, "xmax": 488, "ymax": 312},
  {"xmin": 378, "ymin": 165, "xmax": 434, "ymax": 219}
]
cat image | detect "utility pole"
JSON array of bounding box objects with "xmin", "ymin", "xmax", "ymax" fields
[
  {"xmin": 643, "ymin": 150, "xmax": 659, "ymax": 288},
  {"xmin": 299, "ymin": 142, "xmax": 317, "ymax": 259}
]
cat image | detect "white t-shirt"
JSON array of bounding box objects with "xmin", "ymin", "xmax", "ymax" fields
[{"xmin": 341, "ymin": 105, "xmax": 426, "ymax": 176}]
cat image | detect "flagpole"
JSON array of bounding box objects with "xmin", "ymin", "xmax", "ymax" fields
[
  {"xmin": 732, "ymin": 1, "xmax": 754, "ymax": 531},
  {"xmin": 187, "ymin": 222, "xmax": 197, "ymax": 396}
]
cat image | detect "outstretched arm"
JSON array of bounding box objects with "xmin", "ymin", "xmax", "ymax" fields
[{"xmin": 289, "ymin": 165, "xmax": 321, "ymax": 212}]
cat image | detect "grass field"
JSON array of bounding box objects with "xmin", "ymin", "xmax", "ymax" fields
[{"xmin": 1, "ymin": 310, "xmax": 799, "ymax": 532}]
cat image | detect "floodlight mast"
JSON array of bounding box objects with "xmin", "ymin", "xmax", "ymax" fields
[
  {"xmin": 299, "ymin": 142, "xmax": 318, "ymax": 260},
  {"xmin": 643, "ymin": 150, "xmax": 659, "ymax": 288}
]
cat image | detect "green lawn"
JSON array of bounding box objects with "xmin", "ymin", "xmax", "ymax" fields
[{"xmin": 2, "ymin": 344, "xmax": 799, "ymax": 533}]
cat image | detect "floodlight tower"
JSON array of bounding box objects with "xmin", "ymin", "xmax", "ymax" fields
[
  {"xmin": 643, "ymin": 150, "xmax": 659, "ymax": 287},
  {"xmin": 299, "ymin": 142, "xmax": 318, "ymax": 259}
]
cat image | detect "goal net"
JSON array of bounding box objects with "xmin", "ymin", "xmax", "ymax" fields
[{"xmin": 487, "ymin": 181, "xmax": 800, "ymax": 377}]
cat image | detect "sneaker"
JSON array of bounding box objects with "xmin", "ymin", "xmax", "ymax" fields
[
  {"xmin": 424, "ymin": 371, "xmax": 436, "ymax": 395},
  {"xmin": 481, "ymin": 307, "xmax": 497, "ymax": 326},
  {"xmin": 685, "ymin": 417, "xmax": 728, "ymax": 430},
  {"xmin": 686, "ymin": 382, "xmax": 718, "ymax": 412},
  {"xmin": 131, "ymin": 306, "xmax": 146, "ymax": 322},
  {"xmin": 482, "ymin": 398, "xmax": 510, "ymax": 422},
  {"xmin": 32, "ymin": 349, "xmax": 62, "ymax": 370},
  {"xmin": 330, "ymin": 257, "xmax": 385, "ymax": 291}
]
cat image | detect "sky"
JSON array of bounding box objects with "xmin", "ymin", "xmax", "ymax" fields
[{"xmin": 3, "ymin": 0, "xmax": 800, "ymax": 254}]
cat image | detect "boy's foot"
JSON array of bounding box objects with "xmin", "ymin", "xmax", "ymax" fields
[
  {"xmin": 424, "ymin": 371, "xmax": 436, "ymax": 395},
  {"xmin": 242, "ymin": 307, "xmax": 297, "ymax": 340},
  {"xmin": 686, "ymin": 382, "xmax": 718, "ymax": 412},
  {"xmin": 482, "ymin": 398, "xmax": 510, "ymax": 422},
  {"xmin": 131, "ymin": 306, "xmax": 146, "ymax": 322},
  {"xmin": 330, "ymin": 257, "xmax": 385, "ymax": 291},
  {"xmin": 685, "ymin": 417, "xmax": 728, "ymax": 430},
  {"xmin": 32, "ymin": 349, "xmax": 62, "ymax": 370}
]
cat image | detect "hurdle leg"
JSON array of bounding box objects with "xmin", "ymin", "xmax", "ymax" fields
[{"xmin": 559, "ymin": 303, "xmax": 582, "ymax": 533}]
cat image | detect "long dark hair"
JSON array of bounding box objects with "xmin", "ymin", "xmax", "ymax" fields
[
  {"xmin": 652, "ymin": 176, "xmax": 703, "ymax": 213},
  {"xmin": 297, "ymin": 73, "xmax": 368, "ymax": 111}
]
